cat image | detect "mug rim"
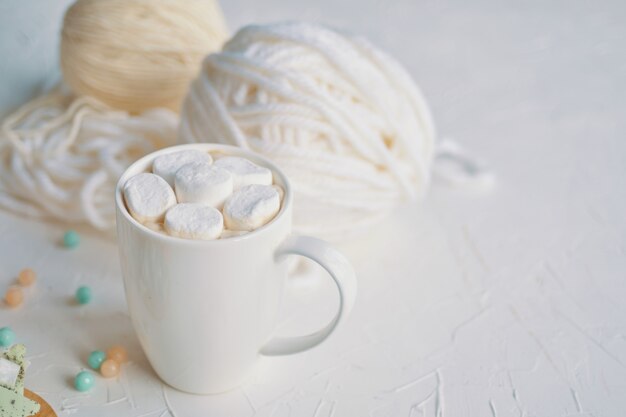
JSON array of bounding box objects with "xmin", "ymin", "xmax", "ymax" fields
[{"xmin": 115, "ymin": 143, "xmax": 293, "ymax": 246}]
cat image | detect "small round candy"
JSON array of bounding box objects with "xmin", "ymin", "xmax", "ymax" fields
[
  {"xmin": 17, "ymin": 268, "xmax": 36, "ymax": 287},
  {"xmin": 63, "ymin": 230, "xmax": 80, "ymax": 249},
  {"xmin": 74, "ymin": 371, "xmax": 95, "ymax": 392},
  {"xmin": 100, "ymin": 359, "xmax": 120, "ymax": 378},
  {"xmin": 4, "ymin": 286, "xmax": 24, "ymax": 308},
  {"xmin": 0, "ymin": 327, "xmax": 16, "ymax": 347},
  {"xmin": 75, "ymin": 286, "xmax": 92, "ymax": 305},
  {"xmin": 87, "ymin": 350, "xmax": 106, "ymax": 370},
  {"xmin": 106, "ymin": 345, "xmax": 128, "ymax": 363}
]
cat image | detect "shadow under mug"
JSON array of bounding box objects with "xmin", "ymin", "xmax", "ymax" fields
[{"xmin": 114, "ymin": 144, "xmax": 357, "ymax": 394}]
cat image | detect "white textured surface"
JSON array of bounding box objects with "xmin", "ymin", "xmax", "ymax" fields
[
  {"xmin": 1, "ymin": 0, "xmax": 625, "ymax": 416},
  {"xmin": 0, "ymin": 0, "xmax": 74, "ymax": 118}
]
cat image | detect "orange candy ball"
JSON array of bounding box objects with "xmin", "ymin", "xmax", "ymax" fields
[
  {"xmin": 4, "ymin": 286, "xmax": 24, "ymax": 307},
  {"xmin": 100, "ymin": 359, "xmax": 120, "ymax": 378},
  {"xmin": 106, "ymin": 345, "xmax": 128, "ymax": 363},
  {"xmin": 17, "ymin": 268, "xmax": 36, "ymax": 287}
]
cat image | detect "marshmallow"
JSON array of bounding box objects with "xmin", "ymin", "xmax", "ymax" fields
[
  {"xmin": 213, "ymin": 156, "xmax": 273, "ymax": 189},
  {"xmin": 174, "ymin": 162, "xmax": 233, "ymax": 208},
  {"xmin": 164, "ymin": 203, "xmax": 224, "ymax": 240},
  {"xmin": 153, "ymin": 150, "xmax": 212, "ymax": 187},
  {"xmin": 223, "ymin": 184, "xmax": 280, "ymax": 231},
  {"xmin": 124, "ymin": 173, "xmax": 176, "ymax": 222}
]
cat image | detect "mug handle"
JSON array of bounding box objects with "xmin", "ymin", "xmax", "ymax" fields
[{"xmin": 260, "ymin": 235, "xmax": 357, "ymax": 356}]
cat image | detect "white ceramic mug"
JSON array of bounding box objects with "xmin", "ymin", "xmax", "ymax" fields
[{"xmin": 115, "ymin": 144, "xmax": 357, "ymax": 394}]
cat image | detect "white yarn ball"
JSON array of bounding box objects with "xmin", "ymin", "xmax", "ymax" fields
[{"xmin": 179, "ymin": 22, "xmax": 436, "ymax": 240}]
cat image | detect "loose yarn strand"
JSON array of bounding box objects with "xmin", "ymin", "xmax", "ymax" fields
[{"xmin": 0, "ymin": 89, "xmax": 177, "ymax": 230}]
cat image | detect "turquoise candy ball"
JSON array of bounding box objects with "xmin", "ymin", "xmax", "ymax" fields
[
  {"xmin": 87, "ymin": 350, "xmax": 106, "ymax": 370},
  {"xmin": 75, "ymin": 286, "xmax": 92, "ymax": 305},
  {"xmin": 0, "ymin": 327, "xmax": 15, "ymax": 347},
  {"xmin": 74, "ymin": 371, "xmax": 95, "ymax": 392},
  {"xmin": 63, "ymin": 230, "xmax": 80, "ymax": 249}
]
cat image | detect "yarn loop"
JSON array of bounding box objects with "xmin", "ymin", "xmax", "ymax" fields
[{"xmin": 0, "ymin": 89, "xmax": 177, "ymax": 229}]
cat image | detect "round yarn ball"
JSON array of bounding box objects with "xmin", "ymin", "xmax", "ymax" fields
[
  {"xmin": 61, "ymin": 0, "xmax": 229, "ymax": 113},
  {"xmin": 179, "ymin": 22, "xmax": 436, "ymax": 240}
]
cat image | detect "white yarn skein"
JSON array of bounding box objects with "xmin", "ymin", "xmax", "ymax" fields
[
  {"xmin": 0, "ymin": 88, "xmax": 177, "ymax": 230},
  {"xmin": 179, "ymin": 22, "xmax": 436, "ymax": 240}
]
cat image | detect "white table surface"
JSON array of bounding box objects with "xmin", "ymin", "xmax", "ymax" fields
[{"xmin": 1, "ymin": 0, "xmax": 625, "ymax": 416}]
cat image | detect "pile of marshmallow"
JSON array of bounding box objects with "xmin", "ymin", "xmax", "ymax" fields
[{"xmin": 122, "ymin": 150, "xmax": 283, "ymax": 240}]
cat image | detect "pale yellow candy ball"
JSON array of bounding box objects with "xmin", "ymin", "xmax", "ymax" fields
[
  {"xmin": 107, "ymin": 345, "xmax": 128, "ymax": 363},
  {"xmin": 17, "ymin": 268, "xmax": 36, "ymax": 287},
  {"xmin": 5, "ymin": 286, "xmax": 24, "ymax": 307},
  {"xmin": 100, "ymin": 359, "xmax": 120, "ymax": 378}
]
